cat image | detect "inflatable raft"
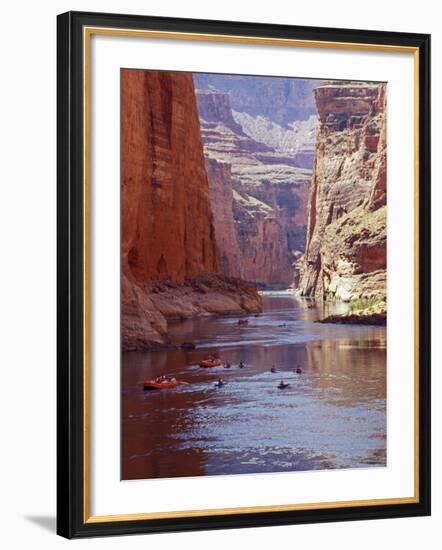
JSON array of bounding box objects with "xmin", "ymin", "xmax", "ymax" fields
[
  {"xmin": 199, "ymin": 359, "xmax": 223, "ymax": 368},
  {"xmin": 143, "ymin": 378, "xmax": 177, "ymax": 391}
]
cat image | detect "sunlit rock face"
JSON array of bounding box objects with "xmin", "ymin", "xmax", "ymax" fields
[
  {"xmin": 297, "ymin": 82, "xmax": 387, "ymax": 301},
  {"xmin": 232, "ymin": 112, "xmax": 318, "ymax": 170},
  {"xmin": 196, "ymin": 86, "xmax": 312, "ymax": 287},
  {"xmin": 121, "ymin": 70, "xmax": 261, "ymax": 349}
]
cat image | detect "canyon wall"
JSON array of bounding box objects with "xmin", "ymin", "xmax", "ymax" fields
[
  {"xmin": 297, "ymin": 82, "xmax": 387, "ymax": 301},
  {"xmin": 196, "ymin": 87, "xmax": 312, "ymax": 287},
  {"xmin": 205, "ymin": 158, "xmax": 242, "ymax": 278},
  {"xmin": 232, "ymin": 112, "xmax": 317, "ymax": 169},
  {"xmin": 121, "ymin": 70, "xmax": 261, "ymax": 349},
  {"xmin": 122, "ymin": 70, "xmax": 218, "ymax": 284}
]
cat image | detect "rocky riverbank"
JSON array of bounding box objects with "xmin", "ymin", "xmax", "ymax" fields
[
  {"xmin": 318, "ymin": 301, "xmax": 387, "ymax": 326},
  {"xmin": 123, "ymin": 274, "xmax": 262, "ymax": 350}
]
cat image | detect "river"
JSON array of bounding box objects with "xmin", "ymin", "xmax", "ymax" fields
[{"xmin": 122, "ymin": 294, "xmax": 386, "ymax": 480}]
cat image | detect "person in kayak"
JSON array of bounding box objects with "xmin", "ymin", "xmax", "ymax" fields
[
  {"xmin": 238, "ymin": 360, "xmax": 245, "ymax": 368},
  {"xmin": 278, "ymin": 379, "xmax": 290, "ymax": 389},
  {"xmin": 270, "ymin": 366, "xmax": 276, "ymax": 373}
]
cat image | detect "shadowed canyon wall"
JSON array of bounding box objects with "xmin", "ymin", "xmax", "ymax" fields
[
  {"xmin": 122, "ymin": 70, "xmax": 218, "ymax": 284},
  {"xmin": 121, "ymin": 70, "xmax": 261, "ymax": 349},
  {"xmin": 196, "ymin": 86, "xmax": 312, "ymax": 287},
  {"xmin": 205, "ymin": 158, "xmax": 242, "ymax": 278},
  {"xmin": 297, "ymin": 82, "xmax": 387, "ymax": 301}
]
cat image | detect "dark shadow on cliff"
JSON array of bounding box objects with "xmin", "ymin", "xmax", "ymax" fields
[{"xmin": 25, "ymin": 515, "xmax": 56, "ymax": 533}]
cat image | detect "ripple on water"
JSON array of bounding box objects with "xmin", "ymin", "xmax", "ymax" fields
[{"xmin": 122, "ymin": 296, "xmax": 386, "ymax": 480}]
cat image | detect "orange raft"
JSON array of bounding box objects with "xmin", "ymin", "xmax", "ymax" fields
[
  {"xmin": 143, "ymin": 377, "xmax": 178, "ymax": 391},
  {"xmin": 199, "ymin": 359, "xmax": 223, "ymax": 368}
]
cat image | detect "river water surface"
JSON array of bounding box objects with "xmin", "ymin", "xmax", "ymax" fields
[{"xmin": 122, "ymin": 295, "xmax": 386, "ymax": 480}]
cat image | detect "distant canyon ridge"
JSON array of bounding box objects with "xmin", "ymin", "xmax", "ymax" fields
[
  {"xmin": 121, "ymin": 70, "xmax": 386, "ymax": 349},
  {"xmin": 194, "ymin": 74, "xmax": 318, "ymax": 287}
]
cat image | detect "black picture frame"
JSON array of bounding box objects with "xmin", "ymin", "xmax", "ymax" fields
[{"xmin": 57, "ymin": 10, "xmax": 431, "ymax": 539}]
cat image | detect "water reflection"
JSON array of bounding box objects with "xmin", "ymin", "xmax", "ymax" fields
[{"xmin": 122, "ymin": 296, "xmax": 386, "ymax": 480}]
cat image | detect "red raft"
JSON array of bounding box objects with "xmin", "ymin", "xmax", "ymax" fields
[
  {"xmin": 143, "ymin": 377, "xmax": 177, "ymax": 391},
  {"xmin": 199, "ymin": 359, "xmax": 223, "ymax": 368}
]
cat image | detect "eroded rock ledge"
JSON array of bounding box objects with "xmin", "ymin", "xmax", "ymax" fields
[
  {"xmin": 123, "ymin": 273, "xmax": 262, "ymax": 350},
  {"xmin": 317, "ymin": 301, "xmax": 387, "ymax": 326}
]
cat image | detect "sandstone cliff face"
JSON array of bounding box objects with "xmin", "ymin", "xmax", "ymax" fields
[
  {"xmin": 121, "ymin": 70, "xmax": 261, "ymax": 349},
  {"xmin": 205, "ymin": 158, "xmax": 242, "ymax": 278},
  {"xmin": 196, "ymin": 88, "xmax": 311, "ymax": 286},
  {"xmin": 297, "ymin": 82, "xmax": 387, "ymax": 301},
  {"xmin": 122, "ymin": 70, "xmax": 218, "ymax": 284},
  {"xmin": 196, "ymin": 90, "xmax": 246, "ymax": 135}
]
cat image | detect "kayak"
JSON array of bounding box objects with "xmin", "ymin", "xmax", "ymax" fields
[
  {"xmin": 143, "ymin": 379, "xmax": 177, "ymax": 391},
  {"xmin": 181, "ymin": 342, "xmax": 196, "ymax": 350},
  {"xmin": 199, "ymin": 359, "xmax": 223, "ymax": 368},
  {"xmin": 277, "ymin": 383, "xmax": 290, "ymax": 390}
]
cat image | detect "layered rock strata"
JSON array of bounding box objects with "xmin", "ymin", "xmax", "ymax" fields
[
  {"xmin": 196, "ymin": 88, "xmax": 312, "ymax": 286},
  {"xmin": 121, "ymin": 70, "xmax": 261, "ymax": 349},
  {"xmin": 232, "ymin": 112, "xmax": 317, "ymax": 169},
  {"xmin": 297, "ymin": 82, "xmax": 387, "ymax": 302}
]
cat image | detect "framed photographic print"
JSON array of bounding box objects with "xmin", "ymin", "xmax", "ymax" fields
[{"xmin": 57, "ymin": 11, "xmax": 431, "ymax": 538}]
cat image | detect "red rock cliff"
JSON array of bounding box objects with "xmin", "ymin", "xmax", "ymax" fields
[
  {"xmin": 121, "ymin": 70, "xmax": 261, "ymax": 349},
  {"xmin": 205, "ymin": 158, "xmax": 242, "ymax": 278},
  {"xmin": 122, "ymin": 70, "xmax": 217, "ymax": 284},
  {"xmin": 297, "ymin": 82, "xmax": 387, "ymax": 301}
]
